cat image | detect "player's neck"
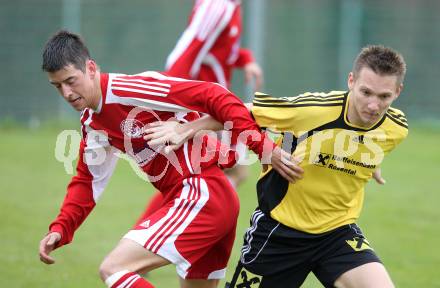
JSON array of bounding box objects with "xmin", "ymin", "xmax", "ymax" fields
[{"xmin": 89, "ymin": 70, "xmax": 102, "ymax": 111}]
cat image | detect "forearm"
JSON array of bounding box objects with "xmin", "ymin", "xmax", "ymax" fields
[
  {"xmin": 189, "ymin": 100, "xmax": 270, "ymax": 157},
  {"xmin": 183, "ymin": 104, "xmax": 252, "ymax": 135},
  {"xmin": 183, "ymin": 115, "xmax": 223, "ymax": 138}
]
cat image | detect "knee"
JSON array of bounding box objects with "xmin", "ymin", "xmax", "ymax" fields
[{"xmin": 99, "ymin": 256, "xmax": 121, "ymax": 282}]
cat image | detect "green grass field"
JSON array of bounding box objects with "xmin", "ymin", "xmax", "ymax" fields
[{"xmin": 0, "ymin": 123, "xmax": 439, "ymax": 287}]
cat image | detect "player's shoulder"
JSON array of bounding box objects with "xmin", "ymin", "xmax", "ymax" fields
[
  {"xmin": 253, "ymin": 90, "xmax": 346, "ymax": 107},
  {"xmin": 382, "ymin": 106, "xmax": 408, "ymax": 143},
  {"xmin": 385, "ymin": 106, "xmax": 408, "ymax": 130},
  {"xmin": 109, "ymin": 71, "xmax": 173, "ymax": 81}
]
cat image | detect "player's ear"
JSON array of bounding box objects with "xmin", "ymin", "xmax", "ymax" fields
[
  {"xmin": 86, "ymin": 60, "xmax": 97, "ymax": 78},
  {"xmin": 395, "ymin": 83, "xmax": 403, "ymax": 99},
  {"xmin": 347, "ymin": 72, "xmax": 355, "ymax": 90}
]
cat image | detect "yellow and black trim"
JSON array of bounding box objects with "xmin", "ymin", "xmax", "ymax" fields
[
  {"xmin": 253, "ymin": 92, "xmax": 345, "ymax": 108},
  {"xmin": 386, "ymin": 108, "xmax": 408, "ymax": 128}
]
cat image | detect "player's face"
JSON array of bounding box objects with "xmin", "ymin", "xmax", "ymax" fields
[
  {"xmin": 347, "ymin": 67, "xmax": 402, "ymax": 127},
  {"xmin": 48, "ymin": 60, "xmax": 98, "ymax": 111}
]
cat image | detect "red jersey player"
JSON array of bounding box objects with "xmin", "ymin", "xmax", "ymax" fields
[
  {"xmin": 38, "ymin": 31, "xmax": 302, "ymax": 288},
  {"xmin": 166, "ymin": 0, "xmax": 263, "ymax": 90}
]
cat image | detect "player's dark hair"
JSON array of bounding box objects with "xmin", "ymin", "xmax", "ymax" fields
[
  {"xmin": 42, "ymin": 30, "xmax": 90, "ymax": 72},
  {"xmin": 353, "ymin": 45, "xmax": 406, "ymax": 84}
]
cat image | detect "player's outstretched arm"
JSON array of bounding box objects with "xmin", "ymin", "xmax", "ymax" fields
[
  {"xmin": 144, "ymin": 114, "xmax": 304, "ymax": 183},
  {"xmin": 39, "ymin": 232, "xmax": 61, "ymax": 265},
  {"xmin": 143, "ymin": 105, "xmax": 254, "ymax": 151}
]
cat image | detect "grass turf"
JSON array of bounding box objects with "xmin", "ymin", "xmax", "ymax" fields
[{"xmin": 0, "ymin": 124, "xmax": 438, "ymax": 287}]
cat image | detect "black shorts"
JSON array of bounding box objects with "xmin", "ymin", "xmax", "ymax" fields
[{"xmin": 226, "ymin": 209, "xmax": 381, "ymax": 288}]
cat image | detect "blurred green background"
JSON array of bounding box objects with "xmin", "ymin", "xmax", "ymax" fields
[
  {"xmin": 1, "ymin": 0, "xmax": 440, "ymax": 123},
  {"xmin": 0, "ymin": 0, "xmax": 439, "ymax": 287}
]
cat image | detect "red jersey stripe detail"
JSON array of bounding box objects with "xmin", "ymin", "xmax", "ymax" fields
[
  {"xmin": 144, "ymin": 179, "xmax": 195, "ymax": 250},
  {"xmin": 113, "ymin": 76, "xmax": 171, "ymax": 88},
  {"xmin": 151, "ymin": 178, "xmax": 201, "ymax": 252},
  {"xmin": 198, "ymin": 0, "xmax": 227, "ymax": 40},
  {"xmin": 151, "ymin": 200, "xmax": 196, "ymax": 253},
  {"xmin": 148, "ymin": 178, "xmax": 199, "ymax": 250},
  {"xmin": 112, "ymin": 82, "xmax": 170, "ymax": 93},
  {"xmin": 147, "ymin": 200, "xmax": 193, "ymax": 252},
  {"xmin": 111, "ymin": 87, "xmax": 169, "ymax": 98},
  {"xmin": 111, "ymin": 78, "xmax": 170, "ymax": 98},
  {"xmin": 123, "ymin": 275, "xmax": 141, "ymax": 288},
  {"xmin": 144, "ymin": 198, "xmax": 188, "ymax": 249}
]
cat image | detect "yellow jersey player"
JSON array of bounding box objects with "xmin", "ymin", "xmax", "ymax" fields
[{"xmin": 142, "ymin": 45, "xmax": 408, "ymax": 288}]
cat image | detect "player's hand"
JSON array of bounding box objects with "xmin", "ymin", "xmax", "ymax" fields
[
  {"xmin": 270, "ymin": 146, "xmax": 304, "ymax": 183},
  {"xmin": 144, "ymin": 120, "xmax": 193, "ymax": 154},
  {"xmin": 244, "ymin": 62, "xmax": 263, "ymax": 91},
  {"xmin": 39, "ymin": 232, "xmax": 61, "ymax": 264},
  {"xmin": 372, "ymin": 168, "xmax": 386, "ymax": 185}
]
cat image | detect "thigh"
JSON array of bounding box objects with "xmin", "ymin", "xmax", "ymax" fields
[
  {"xmin": 334, "ymin": 262, "xmax": 394, "ymax": 288},
  {"xmin": 312, "ymin": 224, "xmax": 384, "ymax": 288}
]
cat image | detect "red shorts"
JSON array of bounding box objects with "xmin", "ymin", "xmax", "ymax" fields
[{"xmin": 123, "ymin": 174, "xmax": 240, "ymax": 279}]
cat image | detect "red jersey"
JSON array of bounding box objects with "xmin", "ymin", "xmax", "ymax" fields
[
  {"xmin": 165, "ymin": 0, "xmax": 254, "ymax": 88},
  {"xmin": 49, "ymin": 71, "xmax": 271, "ymax": 247}
]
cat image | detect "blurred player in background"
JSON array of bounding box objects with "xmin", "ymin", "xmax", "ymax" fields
[
  {"xmin": 37, "ymin": 30, "xmax": 300, "ymax": 288},
  {"xmin": 143, "ymin": 45, "xmax": 408, "ymax": 288},
  {"xmin": 166, "ymin": 0, "xmax": 262, "ymax": 90},
  {"xmin": 136, "ymin": 0, "xmax": 264, "ymax": 225}
]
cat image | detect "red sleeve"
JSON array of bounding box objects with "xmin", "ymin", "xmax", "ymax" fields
[
  {"xmin": 49, "ymin": 140, "xmax": 95, "ymax": 248},
  {"xmin": 110, "ymin": 72, "xmax": 275, "ymax": 158},
  {"xmin": 48, "ymin": 134, "xmax": 118, "ymax": 249},
  {"xmin": 165, "ymin": 79, "xmax": 274, "ymax": 158},
  {"xmin": 166, "ymin": 39, "xmax": 203, "ymax": 80},
  {"xmin": 233, "ymin": 48, "xmax": 255, "ymax": 68}
]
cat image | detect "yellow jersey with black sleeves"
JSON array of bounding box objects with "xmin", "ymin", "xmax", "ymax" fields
[{"xmin": 251, "ymin": 91, "xmax": 408, "ymax": 234}]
